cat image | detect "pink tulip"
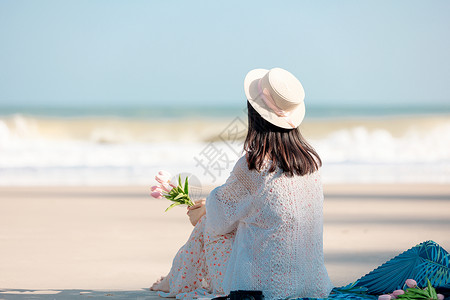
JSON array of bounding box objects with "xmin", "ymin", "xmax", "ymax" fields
[
  {"xmin": 155, "ymin": 170, "xmax": 171, "ymax": 184},
  {"xmin": 437, "ymin": 294, "xmax": 444, "ymax": 300},
  {"xmin": 158, "ymin": 170, "xmax": 171, "ymax": 177},
  {"xmin": 392, "ymin": 290, "xmax": 404, "ymax": 298},
  {"xmin": 151, "ymin": 191, "xmax": 163, "ymax": 199},
  {"xmin": 151, "ymin": 185, "xmax": 162, "ymax": 192},
  {"xmin": 378, "ymin": 295, "xmax": 392, "ymax": 300},
  {"xmin": 160, "ymin": 182, "xmax": 173, "ymax": 193},
  {"xmin": 405, "ymin": 279, "xmax": 417, "ymax": 288}
]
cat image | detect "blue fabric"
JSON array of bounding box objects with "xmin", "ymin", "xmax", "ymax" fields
[
  {"xmin": 354, "ymin": 240, "xmax": 449, "ymax": 294},
  {"xmin": 292, "ymin": 240, "xmax": 449, "ymax": 300}
]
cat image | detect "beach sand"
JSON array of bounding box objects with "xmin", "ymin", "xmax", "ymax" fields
[{"xmin": 0, "ymin": 184, "xmax": 449, "ymax": 299}]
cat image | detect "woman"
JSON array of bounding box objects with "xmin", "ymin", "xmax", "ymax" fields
[{"xmin": 151, "ymin": 68, "xmax": 333, "ymax": 299}]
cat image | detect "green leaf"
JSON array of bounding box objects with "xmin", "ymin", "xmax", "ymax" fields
[
  {"xmin": 184, "ymin": 176, "xmax": 189, "ymax": 194},
  {"xmin": 174, "ymin": 193, "xmax": 184, "ymax": 200},
  {"xmin": 174, "ymin": 198, "xmax": 186, "ymax": 204},
  {"xmin": 427, "ymin": 279, "xmax": 437, "ymax": 299},
  {"xmin": 178, "ymin": 175, "xmax": 182, "ymax": 187},
  {"xmin": 165, "ymin": 202, "xmax": 179, "ymax": 212},
  {"xmin": 405, "ymin": 288, "xmax": 428, "ymax": 299}
]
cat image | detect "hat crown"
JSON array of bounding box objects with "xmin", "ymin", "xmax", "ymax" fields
[
  {"xmin": 243, "ymin": 67, "xmax": 306, "ymax": 129},
  {"xmin": 267, "ymin": 68, "xmax": 305, "ymax": 108}
]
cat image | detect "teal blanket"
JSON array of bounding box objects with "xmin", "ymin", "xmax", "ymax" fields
[{"xmin": 297, "ymin": 241, "xmax": 449, "ymax": 300}]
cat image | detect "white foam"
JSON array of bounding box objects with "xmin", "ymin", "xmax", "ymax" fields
[
  {"xmin": 0, "ymin": 115, "xmax": 449, "ymax": 185},
  {"xmin": 0, "ymin": 138, "xmax": 241, "ymax": 186},
  {"xmin": 312, "ymin": 124, "xmax": 450, "ymax": 164}
]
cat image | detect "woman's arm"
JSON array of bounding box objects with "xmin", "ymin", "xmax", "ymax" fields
[{"xmin": 204, "ymin": 157, "xmax": 254, "ymax": 235}]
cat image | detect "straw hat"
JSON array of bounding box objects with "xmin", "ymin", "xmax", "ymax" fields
[{"xmin": 244, "ymin": 67, "xmax": 305, "ymax": 129}]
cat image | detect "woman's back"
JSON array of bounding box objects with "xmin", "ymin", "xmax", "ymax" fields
[{"xmin": 206, "ymin": 156, "xmax": 333, "ymax": 299}]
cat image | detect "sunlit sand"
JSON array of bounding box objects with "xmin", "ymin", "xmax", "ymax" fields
[{"xmin": 0, "ymin": 184, "xmax": 448, "ymax": 299}]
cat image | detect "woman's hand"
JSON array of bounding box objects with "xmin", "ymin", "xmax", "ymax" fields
[{"xmin": 187, "ymin": 199, "xmax": 206, "ymax": 226}]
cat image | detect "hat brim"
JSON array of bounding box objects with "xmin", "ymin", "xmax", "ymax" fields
[{"xmin": 244, "ymin": 69, "xmax": 305, "ymax": 129}]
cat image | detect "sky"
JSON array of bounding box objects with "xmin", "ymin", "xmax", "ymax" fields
[{"xmin": 0, "ymin": 0, "xmax": 449, "ymax": 108}]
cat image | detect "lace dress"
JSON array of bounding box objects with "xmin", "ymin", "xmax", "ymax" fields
[{"xmin": 157, "ymin": 156, "xmax": 333, "ymax": 299}]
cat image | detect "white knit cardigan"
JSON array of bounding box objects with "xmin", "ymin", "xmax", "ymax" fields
[{"xmin": 205, "ymin": 155, "xmax": 333, "ymax": 299}]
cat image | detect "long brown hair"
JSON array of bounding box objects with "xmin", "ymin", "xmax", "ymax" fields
[{"xmin": 244, "ymin": 101, "xmax": 322, "ymax": 176}]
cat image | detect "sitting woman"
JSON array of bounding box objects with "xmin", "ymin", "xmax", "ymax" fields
[{"xmin": 151, "ymin": 67, "xmax": 334, "ymax": 299}]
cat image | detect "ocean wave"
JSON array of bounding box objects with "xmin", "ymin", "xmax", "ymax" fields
[
  {"xmin": 0, "ymin": 114, "xmax": 449, "ymax": 185},
  {"xmin": 313, "ymin": 123, "xmax": 450, "ymax": 164},
  {"xmin": 0, "ymin": 114, "xmax": 242, "ymax": 144}
]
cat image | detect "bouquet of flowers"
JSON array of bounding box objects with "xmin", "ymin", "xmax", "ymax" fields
[
  {"xmin": 378, "ymin": 279, "xmax": 444, "ymax": 300},
  {"xmin": 150, "ymin": 170, "xmax": 195, "ymax": 212}
]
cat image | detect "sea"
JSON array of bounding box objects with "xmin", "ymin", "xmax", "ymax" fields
[{"xmin": 0, "ymin": 104, "xmax": 449, "ymax": 186}]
